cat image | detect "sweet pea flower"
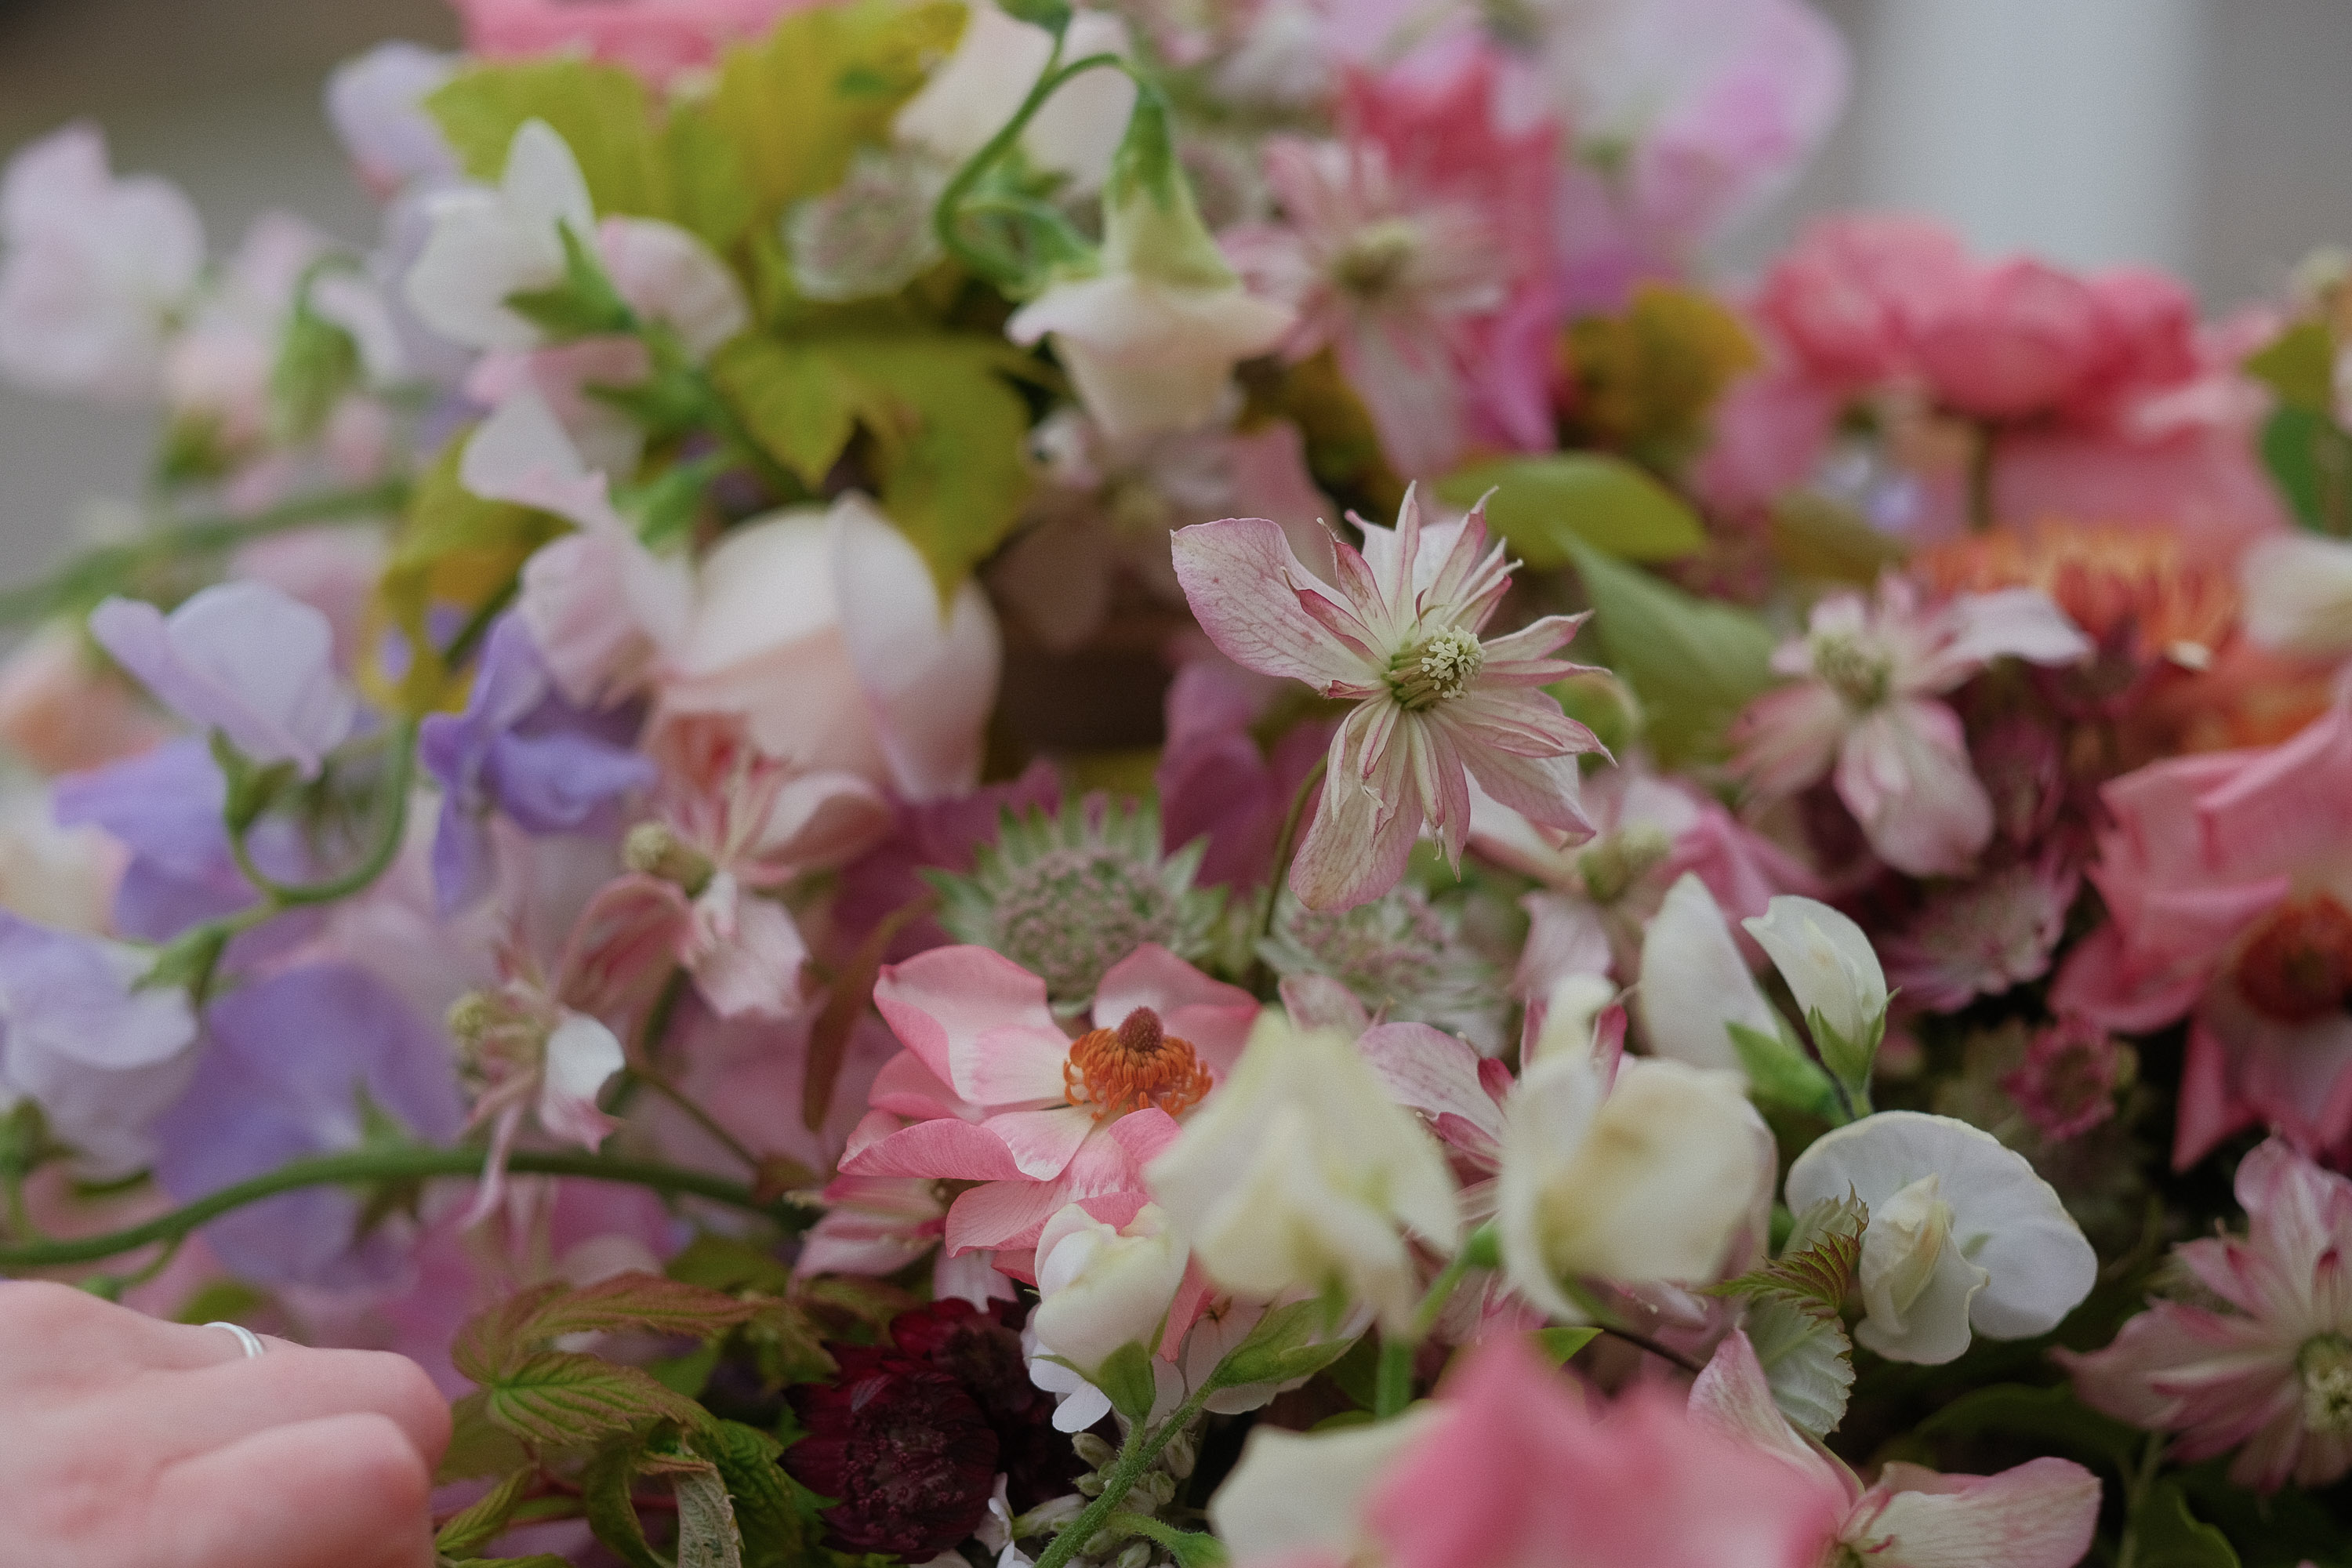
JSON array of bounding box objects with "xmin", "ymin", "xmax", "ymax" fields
[
  {"xmin": 1635, "ymin": 873, "xmax": 1783, "ymax": 1073},
  {"xmin": 0, "ymin": 626, "xmax": 170, "ymax": 775},
  {"xmin": 2051, "ymin": 690, "xmax": 2352, "ymax": 1167},
  {"xmin": 89, "ymin": 579, "xmax": 359, "ymax": 777},
  {"xmin": 2059, "ymin": 1139, "xmax": 2352, "ymax": 1492},
  {"xmin": 1006, "ymin": 92, "xmax": 1292, "ymax": 441},
  {"xmin": 840, "ymin": 943, "xmax": 1258, "ymax": 1274},
  {"xmin": 1731, "ymin": 575, "xmax": 2089, "ymax": 877},
  {"xmin": 1497, "ymin": 1044, "xmax": 1772, "ymax": 1318},
  {"xmin": 1692, "ymin": 1330, "xmax": 2102, "ymax": 1568},
  {"xmin": 0, "ymin": 123, "xmax": 204, "ymax": 401},
  {"xmin": 0, "ymin": 911, "xmax": 198, "ymax": 1178},
  {"xmin": 1218, "ymin": 1335, "xmax": 1846, "ymax": 1568},
  {"xmin": 1027, "ymin": 1198, "xmax": 1192, "ymax": 1431},
  {"xmin": 451, "ymin": 0, "xmax": 805, "ymax": 86},
  {"xmin": 893, "ymin": 0, "xmax": 1136, "ymax": 195},
  {"xmin": 2241, "ymin": 534, "xmax": 2352, "ymax": 658},
  {"xmin": 324, "ymin": 42, "xmax": 459, "ymax": 196},
  {"xmin": 1786, "ymin": 1110, "xmax": 2096, "ymax": 1365},
  {"xmin": 1743, "ymin": 895, "xmax": 1889, "ymax": 1056},
  {"xmin": 1148, "ymin": 1011, "xmax": 1461, "ymax": 1332},
  {"xmin": 1173, "ymin": 488, "xmax": 1603, "ymax": 911}
]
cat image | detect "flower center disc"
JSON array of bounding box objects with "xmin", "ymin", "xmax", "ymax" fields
[
  {"xmin": 2234, "ymin": 894, "xmax": 2352, "ymax": 1025},
  {"xmin": 1063, "ymin": 1007, "xmax": 1212, "ymax": 1120}
]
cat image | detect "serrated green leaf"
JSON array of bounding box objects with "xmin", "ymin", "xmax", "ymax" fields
[
  {"xmin": 1096, "ymin": 1341, "xmax": 1160, "ymax": 1424},
  {"xmin": 436, "ymin": 1467, "xmax": 538, "ymax": 1556},
  {"xmin": 437, "ymin": 1391, "xmax": 535, "ymax": 1482},
  {"xmin": 676, "ymin": 1467, "xmax": 747, "ymax": 1568},
  {"xmin": 1742, "ymin": 1294, "xmax": 1853, "ymax": 1439},
  {"xmin": 1533, "ymin": 1326, "xmax": 1601, "ymax": 1365},
  {"xmin": 1726, "ymin": 1020, "xmax": 1842, "ymax": 1120},
  {"xmin": 1564, "ymin": 539, "xmax": 1776, "ymax": 767},
  {"xmin": 2133, "ymin": 1480, "xmax": 2243, "ymax": 1568},
  {"xmin": 667, "ymin": 1232, "xmax": 797, "ymax": 1295},
  {"xmin": 744, "ymin": 1298, "xmax": 838, "ymax": 1388},
  {"xmin": 1917, "ymin": 1382, "xmax": 2145, "ymax": 1473},
  {"xmin": 695, "ymin": 1421, "xmax": 805, "ymax": 1568},
  {"xmin": 428, "ymin": 60, "xmax": 663, "ymax": 216},
  {"xmin": 517, "ymin": 1272, "xmax": 762, "ymax": 1345},
  {"xmin": 583, "ymin": 1439, "xmax": 668, "ymax": 1568},
  {"xmin": 1436, "ymin": 453, "xmax": 1707, "ymax": 566},
  {"xmin": 481, "ymin": 1351, "xmax": 710, "ymax": 1448}
]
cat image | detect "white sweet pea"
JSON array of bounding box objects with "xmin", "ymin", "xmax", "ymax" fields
[
  {"xmin": 1207, "ymin": 1407, "xmax": 1444, "ymax": 1562},
  {"xmin": 1027, "ymin": 1200, "xmax": 1192, "ymax": 1432},
  {"xmin": 1147, "ymin": 1013, "xmax": 1460, "ymax": 1332},
  {"xmin": 1637, "ymin": 873, "xmax": 1781, "ymax": 1073},
  {"xmin": 892, "ymin": 0, "xmax": 1137, "ymax": 194},
  {"xmin": 1785, "ymin": 1111, "xmax": 2096, "ymax": 1365},
  {"xmin": 1497, "ymin": 1051, "xmax": 1772, "ymax": 1319},
  {"xmin": 1744, "ymin": 895, "xmax": 1888, "ymax": 1062},
  {"xmin": 2241, "ymin": 534, "xmax": 2352, "ymax": 657},
  {"xmin": 405, "ymin": 118, "xmax": 594, "ymax": 350}
]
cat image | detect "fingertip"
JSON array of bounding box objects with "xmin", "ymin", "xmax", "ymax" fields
[{"xmin": 154, "ymin": 1412, "xmax": 436, "ymax": 1568}]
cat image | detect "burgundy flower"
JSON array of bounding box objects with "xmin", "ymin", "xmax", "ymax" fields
[
  {"xmin": 891, "ymin": 1298, "xmax": 1087, "ymax": 1511},
  {"xmin": 786, "ymin": 1346, "xmax": 1000, "ymax": 1556}
]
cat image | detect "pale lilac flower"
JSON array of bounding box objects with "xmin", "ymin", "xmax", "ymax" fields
[
  {"xmin": 1172, "ymin": 489, "xmax": 1603, "ymax": 910},
  {"xmin": 0, "ymin": 911, "xmax": 198, "ymax": 1178},
  {"xmin": 1730, "ymin": 576, "xmax": 2089, "ymax": 877},
  {"xmin": 2061, "ymin": 1138, "xmax": 2352, "ymax": 1491},
  {"xmin": 89, "ymin": 580, "xmax": 359, "ymax": 777},
  {"xmin": 0, "ymin": 123, "xmax": 204, "ymax": 400},
  {"xmin": 325, "ymin": 42, "xmax": 459, "ymax": 197},
  {"xmin": 1882, "ymin": 853, "xmax": 2081, "ymax": 1011}
]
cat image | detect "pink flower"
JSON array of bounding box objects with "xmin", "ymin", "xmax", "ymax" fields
[
  {"xmin": 1881, "ymin": 851, "xmax": 2081, "ymax": 1011},
  {"xmin": 837, "ymin": 943, "xmax": 1257, "ymax": 1278},
  {"xmin": 2059, "ymin": 1139, "xmax": 2352, "ymax": 1492},
  {"xmin": 1156, "ymin": 655, "xmax": 1334, "ymax": 890},
  {"xmin": 1751, "ymin": 214, "xmax": 1971, "ymax": 391},
  {"xmin": 1224, "ymin": 51, "xmax": 1560, "ymax": 475},
  {"xmin": 1221, "ymin": 1335, "xmax": 1847, "ymax": 1568},
  {"xmin": 1171, "ymin": 490, "xmax": 1604, "ymax": 910},
  {"xmin": 1730, "ymin": 575, "xmax": 2089, "ymax": 877},
  {"xmin": 1911, "ymin": 257, "xmax": 2111, "ymax": 421},
  {"xmin": 0, "ymin": 629, "xmax": 168, "ymax": 776},
  {"xmin": 450, "ymin": 0, "xmax": 813, "ymax": 85},
  {"xmin": 2002, "ymin": 1015, "xmax": 2126, "ymax": 1142},
  {"xmin": 1693, "ymin": 1330, "xmax": 2102, "ymax": 1567},
  {"xmin": 2053, "ymin": 690, "xmax": 2352, "ymax": 1167}
]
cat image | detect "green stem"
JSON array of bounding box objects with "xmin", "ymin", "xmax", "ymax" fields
[
  {"xmin": 2113, "ymin": 1429, "xmax": 2166, "ymax": 1568},
  {"xmin": 0, "ymin": 477, "xmax": 411, "ymax": 626},
  {"xmin": 230, "ymin": 719, "xmax": 419, "ymax": 907},
  {"xmin": 632, "ymin": 1073, "xmax": 762, "ymax": 1176},
  {"xmin": 1374, "ymin": 1222, "xmax": 1494, "ymax": 1417},
  {"xmin": 1374, "ymin": 1338, "xmax": 1415, "ymax": 1419},
  {"xmin": 0, "ymin": 1146, "xmax": 814, "ymax": 1272},
  {"xmin": 1033, "ymin": 1382, "xmax": 1219, "ymax": 1568},
  {"xmin": 1254, "ymin": 757, "xmax": 1327, "ymax": 950},
  {"xmin": 932, "ymin": 49, "xmax": 1131, "ymax": 288}
]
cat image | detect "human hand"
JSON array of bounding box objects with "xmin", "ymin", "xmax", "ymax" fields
[{"xmin": 0, "ymin": 1281, "xmax": 451, "ymax": 1568}]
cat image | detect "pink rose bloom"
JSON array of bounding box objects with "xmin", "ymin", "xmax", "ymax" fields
[
  {"xmin": 2053, "ymin": 690, "xmax": 2352, "ymax": 1167},
  {"xmin": 1911, "ymin": 257, "xmax": 2112, "ymax": 422},
  {"xmin": 1751, "ymin": 213, "xmax": 1970, "ymax": 391},
  {"xmin": 450, "ymin": 0, "xmax": 813, "ymax": 84},
  {"xmin": 2059, "ymin": 1139, "xmax": 2352, "ymax": 1492},
  {"xmin": 1730, "ymin": 575, "xmax": 2089, "ymax": 877},
  {"xmin": 837, "ymin": 943, "xmax": 1258, "ymax": 1279}
]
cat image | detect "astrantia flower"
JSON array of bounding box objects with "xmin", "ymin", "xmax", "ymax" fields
[
  {"xmin": 2060, "ymin": 1138, "xmax": 2352, "ymax": 1491},
  {"xmin": 1260, "ymin": 883, "xmax": 1504, "ymax": 1051},
  {"xmin": 1171, "ymin": 488, "xmax": 1605, "ymax": 911},
  {"xmin": 2001, "ymin": 1014, "xmax": 2127, "ymax": 1142},
  {"xmin": 786, "ymin": 1345, "xmax": 1000, "ymax": 1557},
  {"xmin": 1730, "ymin": 575, "xmax": 2089, "ymax": 877},
  {"xmin": 1882, "ymin": 852, "xmax": 2079, "ymax": 1011},
  {"xmin": 930, "ymin": 797, "xmax": 1224, "ymax": 1013},
  {"xmin": 784, "ymin": 146, "xmax": 947, "ymax": 304}
]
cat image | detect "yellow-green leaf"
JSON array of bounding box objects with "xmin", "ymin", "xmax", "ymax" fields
[
  {"xmin": 1565, "ymin": 539, "xmax": 1776, "ymax": 767},
  {"xmin": 710, "ymin": 336, "xmax": 865, "ymax": 489},
  {"xmin": 1437, "ymin": 452, "xmax": 1706, "ymax": 567},
  {"xmin": 427, "ymin": 58, "xmax": 664, "ymax": 217},
  {"xmin": 481, "ymin": 1351, "xmax": 709, "ymax": 1448}
]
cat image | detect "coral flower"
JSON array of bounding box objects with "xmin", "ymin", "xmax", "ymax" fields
[
  {"xmin": 1171, "ymin": 489, "xmax": 1604, "ymax": 910},
  {"xmin": 2061, "ymin": 1139, "xmax": 2352, "ymax": 1491}
]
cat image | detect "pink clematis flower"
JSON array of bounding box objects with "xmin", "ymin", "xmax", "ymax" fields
[
  {"xmin": 1171, "ymin": 489, "xmax": 1605, "ymax": 911},
  {"xmin": 2059, "ymin": 1139, "xmax": 2352, "ymax": 1492},
  {"xmin": 837, "ymin": 942, "xmax": 1258, "ymax": 1280},
  {"xmin": 1223, "ymin": 50, "xmax": 1562, "ymax": 477},
  {"xmin": 1730, "ymin": 575, "xmax": 2089, "ymax": 877},
  {"xmin": 2053, "ymin": 689, "xmax": 2352, "ymax": 1168},
  {"xmin": 1881, "ymin": 851, "xmax": 2082, "ymax": 1011},
  {"xmin": 1693, "ymin": 1330, "xmax": 2102, "ymax": 1568}
]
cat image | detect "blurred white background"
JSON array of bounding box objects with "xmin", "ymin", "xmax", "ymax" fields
[{"xmin": 5, "ymin": 0, "xmax": 2352, "ymax": 581}]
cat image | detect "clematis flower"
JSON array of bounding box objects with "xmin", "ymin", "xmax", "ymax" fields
[
  {"xmin": 1005, "ymin": 91, "xmax": 1293, "ymax": 441},
  {"xmin": 1027, "ymin": 1197, "xmax": 1193, "ymax": 1431},
  {"xmin": 1214, "ymin": 1335, "xmax": 1846, "ymax": 1568},
  {"xmin": 1172, "ymin": 488, "xmax": 1604, "ymax": 911},
  {"xmin": 1730, "ymin": 575, "xmax": 2089, "ymax": 877},
  {"xmin": 2051, "ymin": 689, "xmax": 2352, "ymax": 1167},
  {"xmin": 0, "ymin": 123, "xmax": 204, "ymax": 401},
  {"xmin": 0, "ymin": 911, "xmax": 199, "ymax": 1178},
  {"xmin": 1223, "ymin": 51, "xmax": 1562, "ymax": 475},
  {"xmin": 1148, "ymin": 1011, "xmax": 1461, "ymax": 1331},
  {"xmin": 840, "ymin": 942, "xmax": 1257, "ymax": 1276},
  {"xmin": 2059, "ymin": 1138, "xmax": 2352, "ymax": 1492},
  {"xmin": 1785, "ymin": 1110, "xmax": 2096, "ymax": 1364},
  {"xmin": 1692, "ymin": 1329, "xmax": 2101, "ymax": 1568},
  {"xmin": 89, "ymin": 580, "xmax": 359, "ymax": 778}
]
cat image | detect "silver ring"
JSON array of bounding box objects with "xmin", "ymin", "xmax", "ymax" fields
[{"xmin": 203, "ymin": 1321, "xmax": 267, "ymax": 1360}]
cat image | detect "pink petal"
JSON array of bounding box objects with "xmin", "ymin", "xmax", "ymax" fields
[
  {"xmin": 1171, "ymin": 517, "xmax": 1377, "ymax": 691},
  {"xmin": 982, "ymin": 1103, "xmax": 1098, "ymax": 1180},
  {"xmin": 1359, "ymin": 1022, "xmax": 1504, "ymax": 1152},
  {"xmin": 1834, "ymin": 698, "xmax": 1993, "ymax": 877},
  {"xmin": 839, "ymin": 1116, "xmax": 1033, "ymax": 1182},
  {"xmin": 1852, "ymin": 1459, "xmax": 2100, "ymax": 1568},
  {"xmin": 1688, "ymin": 1330, "xmax": 1842, "ymax": 1482},
  {"xmin": 690, "ymin": 895, "xmax": 808, "ymax": 1018},
  {"xmin": 1732, "ymin": 681, "xmax": 1848, "ymax": 799},
  {"xmin": 1291, "ymin": 706, "xmax": 1421, "ymax": 910},
  {"xmin": 873, "ymin": 944, "xmax": 1069, "ymax": 1106},
  {"xmin": 1092, "ymin": 942, "xmax": 1260, "ymax": 1074},
  {"xmin": 1278, "ymin": 973, "xmax": 1371, "ymax": 1035}
]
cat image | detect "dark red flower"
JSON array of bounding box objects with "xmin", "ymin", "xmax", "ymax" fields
[
  {"xmin": 889, "ymin": 1297, "xmax": 1087, "ymax": 1511},
  {"xmin": 786, "ymin": 1345, "xmax": 1000, "ymax": 1556}
]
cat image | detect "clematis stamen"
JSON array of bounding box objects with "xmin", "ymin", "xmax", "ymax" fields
[
  {"xmin": 1388, "ymin": 626, "xmax": 1485, "ymax": 710},
  {"xmin": 1063, "ymin": 1006, "xmax": 1214, "ymax": 1120},
  {"xmin": 2302, "ymin": 1335, "xmax": 2352, "ymax": 1435}
]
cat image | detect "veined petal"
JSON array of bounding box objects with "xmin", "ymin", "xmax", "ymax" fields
[
  {"xmin": 1479, "ymin": 612, "xmax": 1592, "ymax": 674},
  {"xmin": 873, "ymin": 944, "xmax": 1069, "ymax": 1106},
  {"xmin": 1445, "ymin": 685, "xmax": 1605, "ymax": 760},
  {"xmin": 1171, "ymin": 517, "xmax": 1378, "ymax": 690},
  {"xmin": 1293, "ymin": 709, "xmax": 1421, "ymax": 910},
  {"xmin": 841, "ymin": 1116, "xmax": 1032, "ymax": 1182},
  {"xmin": 985, "ymin": 1103, "xmax": 1098, "ymax": 1180},
  {"xmin": 1850, "ymin": 1459, "xmax": 2100, "ymax": 1568}
]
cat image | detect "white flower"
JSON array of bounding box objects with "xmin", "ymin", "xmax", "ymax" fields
[
  {"xmin": 1497, "ymin": 1051, "xmax": 1773, "ymax": 1318},
  {"xmin": 1744, "ymin": 895, "xmax": 1888, "ymax": 1068},
  {"xmin": 1207, "ymin": 1407, "xmax": 1444, "ymax": 1562},
  {"xmin": 325, "ymin": 42, "xmax": 459, "ymax": 195},
  {"xmin": 1635, "ymin": 873, "xmax": 1781, "ymax": 1073},
  {"xmin": 1785, "ymin": 1111, "xmax": 2096, "ymax": 1364},
  {"xmin": 1028, "ymin": 1200, "xmax": 1192, "ymax": 1432},
  {"xmin": 593, "ymin": 215, "xmax": 749, "ymax": 360},
  {"xmin": 1147, "ymin": 1013, "xmax": 1460, "ymax": 1332},
  {"xmin": 893, "ymin": 0, "xmax": 1137, "ymax": 195},
  {"xmin": 405, "ymin": 118, "xmax": 594, "ymax": 350},
  {"xmin": 2241, "ymin": 534, "xmax": 2352, "ymax": 657}
]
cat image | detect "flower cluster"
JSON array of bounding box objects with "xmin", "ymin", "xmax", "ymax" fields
[{"xmin": 0, "ymin": 2, "xmax": 2349, "ymax": 1565}]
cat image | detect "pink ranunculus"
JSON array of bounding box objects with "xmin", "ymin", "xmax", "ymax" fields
[
  {"xmin": 1911, "ymin": 257, "xmax": 2111, "ymax": 422},
  {"xmin": 1751, "ymin": 214, "xmax": 1972, "ymax": 391},
  {"xmin": 2053, "ymin": 689, "xmax": 2352, "ymax": 1167},
  {"xmin": 837, "ymin": 943, "xmax": 1258, "ymax": 1280},
  {"xmin": 449, "ymin": 0, "xmax": 814, "ymax": 85},
  {"xmin": 2059, "ymin": 1138, "xmax": 2352, "ymax": 1492}
]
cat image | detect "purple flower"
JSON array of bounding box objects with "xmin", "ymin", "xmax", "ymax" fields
[
  {"xmin": 89, "ymin": 581, "xmax": 358, "ymax": 775},
  {"xmin": 0, "ymin": 911, "xmax": 198, "ymax": 1177},
  {"xmin": 151, "ymin": 964, "xmax": 464, "ymax": 1287},
  {"xmin": 419, "ymin": 614, "xmax": 655, "ymax": 914}
]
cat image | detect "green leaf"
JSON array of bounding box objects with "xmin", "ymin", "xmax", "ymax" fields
[
  {"xmin": 1533, "ymin": 1326, "xmax": 1601, "ymax": 1365},
  {"xmin": 1095, "ymin": 1341, "xmax": 1160, "ymax": 1424},
  {"xmin": 1806, "ymin": 1004, "xmax": 1883, "ymax": 1108},
  {"xmin": 445, "ymin": 1557, "xmax": 575, "ymax": 1568},
  {"xmin": 1436, "ymin": 453, "xmax": 1706, "ymax": 567},
  {"xmin": 710, "ymin": 336, "xmax": 863, "ymax": 490},
  {"xmin": 435, "ymin": 1466, "xmax": 538, "ymax": 1556},
  {"xmin": 480, "ymin": 1351, "xmax": 711, "ymax": 1448},
  {"xmin": 455, "ymin": 1273, "xmax": 760, "ymax": 1385},
  {"xmin": 1713, "ymin": 1194, "xmax": 1866, "ymax": 1437},
  {"xmin": 695, "ymin": 1421, "xmax": 808, "ymax": 1568},
  {"xmin": 661, "ymin": 103, "xmax": 761, "ymax": 256},
  {"xmin": 710, "ymin": 0, "xmax": 966, "ymax": 220},
  {"xmin": 1726, "ymin": 1020, "xmax": 1842, "ymax": 1121},
  {"xmin": 1564, "ymin": 539, "xmax": 1777, "ymax": 767},
  {"xmin": 1917, "ymin": 1383, "xmax": 2145, "ymax": 1474},
  {"xmin": 998, "ymin": 0, "xmax": 1074, "ymax": 33},
  {"xmin": 438, "ymin": 1391, "xmax": 534, "ymax": 1482},
  {"xmin": 1766, "ymin": 492, "xmax": 1908, "ymax": 585},
  {"xmin": 2245, "ymin": 321, "xmax": 2336, "ymax": 412},
  {"xmin": 743, "ymin": 1298, "xmax": 838, "ymax": 1388},
  {"xmin": 2132, "ymin": 1481, "xmax": 2244, "ymax": 1568},
  {"xmin": 667, "ymin": 1232, "xmax": 797, "ymax": 1295},
  {"xmin": 2258, "ymin": 404, "xmax": 2352, "ymax": 534},
  {"xmin": 427, "ymin": 59, "xmax": 664, "ymax": 216},
  {"xmin": 583, "ymin": 1439, "xmax": 668, "ymax": 1568},
  {"xmin": 506, "ymin": 223, "xmax": 637, "ymax": 341},
  {"xmin": 1212, "ymin": 1300, "xmax": 1360, "ymax": 1391},
  {"xmin": 270, "ymin": 275, "xmax": 363, "ymax": 445},
  {"xmin": 675, "ymin": 1467, "xmax": 747, "ymax": 1568},
  {"xmin": 1111, "ymin": 1514, "xmax": 1231, "ymax": 1568}
]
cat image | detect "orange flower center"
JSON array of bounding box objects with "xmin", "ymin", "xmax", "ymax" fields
[
  {"xmin": 1063, "ymin": 1007, "xmax": 1213, "ymax": 1120},
  {"xmin": 2235, "ymin": 895, "xmax": 2352, "ymax": 1025}
]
